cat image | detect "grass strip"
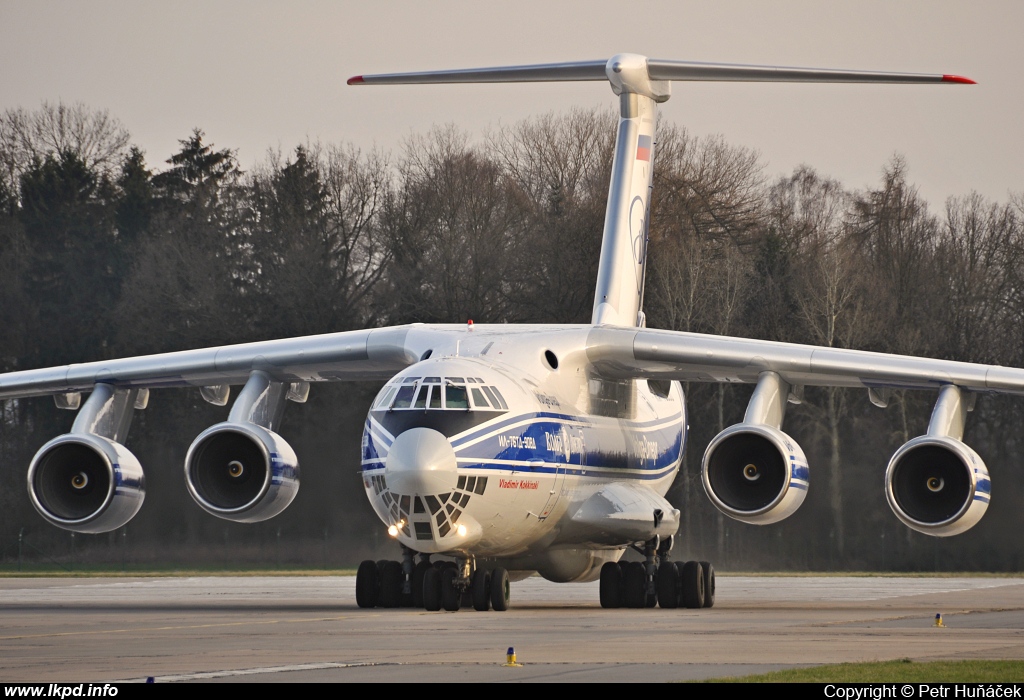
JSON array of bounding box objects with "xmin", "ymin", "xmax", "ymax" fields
[{"xmin": 703, "ymin": 659, "xmax": 1024, "ymax": 683}]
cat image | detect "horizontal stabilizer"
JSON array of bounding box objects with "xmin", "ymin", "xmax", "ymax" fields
[
  {"xmin": 348, "ymin": 60, "xmax": 607, "ymax": 85},
  {"xmin": 646, "ymin": 59, "xmax": 974, "ymax": 84},
  {"xmin": 349, "ymin": 56, "xmax": 975, "ymax": 87}
]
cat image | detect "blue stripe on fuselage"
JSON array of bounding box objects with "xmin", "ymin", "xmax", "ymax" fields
[{"xmin": 361, "ymin": 409, "xmax": 685, "ymax": 476}]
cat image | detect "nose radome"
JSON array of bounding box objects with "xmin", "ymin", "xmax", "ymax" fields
[{"xmin": 385, "ymin": 428, "xmax": 458, "ymax": 495}]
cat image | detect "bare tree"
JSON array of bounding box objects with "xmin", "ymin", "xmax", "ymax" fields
[
  {"xmin": 0, "ymin": 102, "xmax": 130, "ymax": 197},
  {"xmin": 654, "ymin": 124, "xmax": 766, "ymax": 247},
  {"xmin": 381, "ymin": 126, "xmax": 533, "ymax": 323},
  {"xmin": 772, "ymin": 166, "xmax": 861, "ymax": 556}
]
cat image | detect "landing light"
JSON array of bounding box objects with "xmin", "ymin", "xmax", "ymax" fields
[
  {"xmin": 388, "ymin": 520, "xmax": 406, "ymax": 538},
  {"xmin": 457, "ymin": 524, "xmax": 467, "ymax": 537}
]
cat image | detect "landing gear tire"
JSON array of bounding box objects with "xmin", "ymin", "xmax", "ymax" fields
[
  {"xmin": 599, "ymin": 561, "xmax": 623, "ymax": 608},
  {"xmin": 379, "ymin": 560, "xmax": 404, "ymax": 608},
  {"xmin": 356, "ymin": 560, "xmax": 379, "ymax": 609},
  {"xmin": 422, "ymin": 566, "xmax": 442, "ymax": 611},
  {"xmin": 411, "ymin": 560, "xmax": 431, "ymax": 608},
  {"xmin": 623, "ymin": 561, "xmax": 646, "ymax": 609},
  {"xmin": 471, "ymin": 568, "xmax": 491, "ymax": 611},
  {"xmin": 680, "ymin": 560, "xmax": 705, "ymax": 609},
  {"xmin": 440, "ymin": 567, "xmax": 462, "ymax": 611},
  {"xmin": 656, "ymin": 561, "xmax": 680, "ymax": 609},
  {"xmin": 700, "ymin": 561, "xmax": 715, "ymax": 608},
  {"xmin": 490, "ymin": 567, "xmax": 510, "ymax": 611}
]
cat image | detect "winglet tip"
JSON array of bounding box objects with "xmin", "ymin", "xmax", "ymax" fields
[
  {"xmin": 347, "ymin": 75, "xmax": 365, "ymax": 86},
  {"xmin": 942, "ymin": 74, "xmax": 976, "ymax": 85}
]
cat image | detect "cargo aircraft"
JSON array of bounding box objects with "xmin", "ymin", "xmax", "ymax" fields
[{"xmin": 0, "ymin": 55, "xmax": 992, "ymax": 612}]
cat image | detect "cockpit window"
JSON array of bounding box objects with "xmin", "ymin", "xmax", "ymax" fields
[
  {"xmin": 375, "ymin": 377, "xmax": 507, "ymax": 414},
  {"xmin": 392, "ymin": 385, "xmax": 416, "ymax": 409},
  {"xmin": 374, "ymin": 386, "xmax": 397, "ymax": 409},
  {"xmin": 471, "ymin": 388, "xmax": 490, "ymax": 408},
  {"xmin": 482, "ymin": 385, "xmax": 507, "ymax": 410},
  {"xmin": 413, "ymin": 385, "xmax": 429, "ymax": 409},
  {"xmin": 445, "ymin": 385, "xmax": 469, "ymax": 409}
]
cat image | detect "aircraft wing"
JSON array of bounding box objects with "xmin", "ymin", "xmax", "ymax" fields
[
  {"xmin": 586, "ymin": 326, "xmax": 1024, "ymax": 395},
  {"xmin": 0, "ymin": 326, "xmax": 419, "ymax": 400}
]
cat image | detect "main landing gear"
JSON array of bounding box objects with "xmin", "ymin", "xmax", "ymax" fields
[
  {"xmin": 356, "ymin": 547, "xmax": 511, "ymax": 612},
  {"xmin": 599, "ymin": 536, "xmax": 715, "ymax": 610}
]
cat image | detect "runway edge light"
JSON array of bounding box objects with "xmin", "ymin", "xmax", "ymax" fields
[{"xmin": 503, "ymin": 647, "xmax": 523, "ymax": 667}]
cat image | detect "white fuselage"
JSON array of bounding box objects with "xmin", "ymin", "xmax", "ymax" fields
[{"xmin": 359, "ymin": 325, "xmax": 686, "ymax": 580}]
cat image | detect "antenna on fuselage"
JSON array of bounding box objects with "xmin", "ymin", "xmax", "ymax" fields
[{"xmin": 349, "ymin": 55, "xmax": 973, "ymax": 328}]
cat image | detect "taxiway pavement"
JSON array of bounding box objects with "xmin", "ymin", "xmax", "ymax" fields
[{"xmin": 1, "ymin": 575, "xmax": 1022, "ymax": 682}]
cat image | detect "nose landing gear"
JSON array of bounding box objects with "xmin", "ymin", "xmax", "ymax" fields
[{"xmin": 355, "ymin": 549, "xmax": 512, "ymax": 612}]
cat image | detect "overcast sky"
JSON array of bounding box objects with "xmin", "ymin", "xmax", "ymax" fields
[{"xmin": 2, "ymin": 0, "xmax": 1021, "ymax": 209}]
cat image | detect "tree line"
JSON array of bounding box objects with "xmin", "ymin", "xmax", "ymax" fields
[{"xmin": 1, "ymin": 101, "xmax": 1022, "ymax": 571}]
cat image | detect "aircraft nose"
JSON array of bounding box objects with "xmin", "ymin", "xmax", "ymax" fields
[{"xmin": 385, "ymin": 428, "xmax": 458, "ymax": 495}]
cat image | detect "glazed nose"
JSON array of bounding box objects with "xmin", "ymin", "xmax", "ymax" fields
[{"xmin": 385, "ymin": 428, "xmax": 458, "ymax": 495}]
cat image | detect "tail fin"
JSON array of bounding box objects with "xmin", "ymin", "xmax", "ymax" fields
[{"xmin": 349, "ymin": 55, "xmax": 972, "ymax": 327}]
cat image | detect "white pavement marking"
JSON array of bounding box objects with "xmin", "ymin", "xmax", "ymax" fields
[{"xmin": 126, "ymin": 662, "xmax": 388, "ymax": 683}]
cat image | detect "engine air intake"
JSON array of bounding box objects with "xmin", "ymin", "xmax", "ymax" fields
[
  {"xmin": 705, "ymin": 432, "xmax": 787, "ymax": 512},
  {"xmin": 188, "ymin": 432, "xmax": 268, "ymax": 510},
  {"xmin": 185, "ymin": 422, "xmax": 299, "ymax": 523},
  {"xmin": 885, "ymin": 435, "xmax": 989, "ymax": 537},
  {"xmin": 702, "ymin": 423, "xmax": 808, "ymax": 525},
  {"xmin": 27, "ymin": 434, "xmax": 145, "ymax": 533}
]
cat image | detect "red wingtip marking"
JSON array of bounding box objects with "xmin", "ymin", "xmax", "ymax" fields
[
  {"xmin": 942, "ymin": 74, "xmax": 976, "ymax": 85},
  {"xmin": 347, "ymin": 75, "xmax": 365, "ymax": 85}
]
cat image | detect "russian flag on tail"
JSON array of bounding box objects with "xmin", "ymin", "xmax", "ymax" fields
[{"xmin": 636, "ymin": 135, "xmax": 652, "ymax": 162}]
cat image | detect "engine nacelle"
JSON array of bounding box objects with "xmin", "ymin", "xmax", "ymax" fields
[
  {"xmin": 885, "ymin": 435, "xmax": 990, "ymax": 537},
  {"xmin": 702, "ymin": 423, "xmax": 809, "ymax": 525},
  {"xmin": 27, "ymin": 434, "xmax": 145, "ymax": 534},
  {"xmin": 185, "ymin": 422, "xmax": 299, "ymax": 523}
]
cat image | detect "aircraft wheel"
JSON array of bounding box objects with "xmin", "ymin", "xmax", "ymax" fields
[
  {"xmin": 599, "ymin": 561, "xmax": 623, "ymax": 608},
  {"xmin": 440, "ymin": 567, "xmax": 462, "ymax": 611},
  {"xmin": 411, "ymin": 560, "xmax": 431, "ymax": 608},
  {"xmin": 422, "ymin": 566, "xmax": 442, "ymax": 611},
  {"xmin": 680, "ymin": 560, "xmax": 705, "ymax": 609},
  {"xmin": 379, "ymin": 560, "xmax": 403, "ymax": 608},
  {"xmin": 471, "ymin": 568, "xmax": 491, "ymax": 611},
  {"xmin": 623, "ymin": 561, "xmax": 646, "ymax": 609},
  {"xmin": 700, "ymin": 561, "xmax": 715, "ymax": 608},
  {"xmin": 656, "ymin": 561, "xmax": 680, "ymax": 609},
  {"xmin": 490, "ymin": 567, "xmax": 511, "ymax": 611},
  {"xmin": 355, "ymin": 560, "xmax": 379, "ymax": 609}
]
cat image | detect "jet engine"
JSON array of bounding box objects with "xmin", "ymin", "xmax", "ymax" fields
[
  {"xmin": 185, "ymin": 422, "xmax": 299, "ymax": 523},
  {"xmin": 28, "ymin": 433, "xmax": 145, "ymax": 534},
  {"xmin": 702, "ymin": 423, "xmax": 809, "ymax": 525},
  {"xmin": 885, "ymin": 435, "xmax": 990, "ymax": 537}
]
